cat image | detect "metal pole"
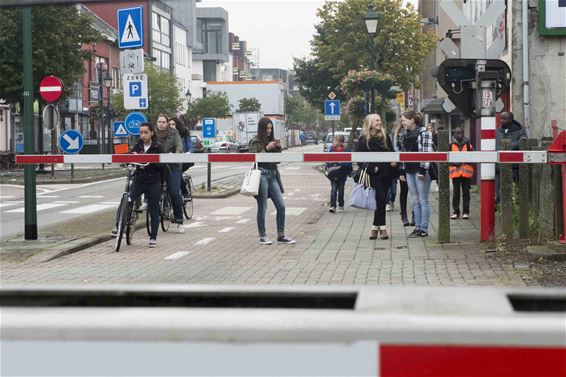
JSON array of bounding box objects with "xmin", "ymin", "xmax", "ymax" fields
[
  {"xmin": 23, "ymin": 6, "xmax": 37, "ymax": 240},
  {"xmin": 207, "ymin": 147, "xmax": 211, "ymax": 191},
  {"xmin": 50, "ymin": 105, "xmax": 55, "ymax": 177},
  {"xmin": 37, "ymin": 100, "xmax": 45, "ymax": 173},
  {"xmin": 98, "ymin": 63, "xmax": 105, "ymax": 164},
  {"xmin": 369, "ymin": 36, "xmax": 376, "ymax": 115}
]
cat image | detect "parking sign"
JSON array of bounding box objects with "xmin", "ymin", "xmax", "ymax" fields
[{"xmin": 123, "ymin": 73, "xmax": 148, "ymax": 110}]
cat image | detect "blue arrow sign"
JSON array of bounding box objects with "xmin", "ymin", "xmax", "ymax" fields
[
  {"xmin": 59, "ymin": 129, "xmax": 84, "ymax": 154},
  {"xmin": 324, "ymin": 100, "xmax": 341, "ymax": 116},
  {"xmin": 117, "ymin": 7, "xmax": 144, "ymax": 49},
  {"xmin": 124, "ymin": 112, "xmax": 147, "ymax": 136},
  {"xmin": 202, "ymin": 118, "xmax": 217, "ymax": 139},
  {"xmin": 113, "ymin": 121, "xmax": 128, "ymax": 137}
]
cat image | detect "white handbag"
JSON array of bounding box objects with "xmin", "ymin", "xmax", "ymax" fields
[
  {"xmin": 348, "ymin": 167, "xmax": 376, "ymax": 210},
  {"xmin": 240, "ymin": 163, "xmax": 262, "ymax": 196}
]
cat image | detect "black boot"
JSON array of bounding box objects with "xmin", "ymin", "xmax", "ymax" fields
[
  {"xmin": 409, "ymin": 211, "xmax": 415, "ymax": 226},
  {"xmin": 401, "ymin": 212, "xmax": 410, "ymax": 226}
]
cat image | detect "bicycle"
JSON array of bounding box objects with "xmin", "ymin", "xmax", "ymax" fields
[
  {"xmin": 115, "ymin": 163, "xmax": 146, "ymax": 252},
  {"xmin": 147, "ymin": 179, "xmax": 174, "ymax": 233},
  {"xmin": 182, "ymin": 172, "xmax": 194, "ymax": 220}
]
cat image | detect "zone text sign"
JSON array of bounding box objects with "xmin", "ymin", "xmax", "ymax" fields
[{"xmin": 122, "ymin": 73, "xmax": 148, "ymax": 110}]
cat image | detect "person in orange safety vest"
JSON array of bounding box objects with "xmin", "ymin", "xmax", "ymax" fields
[{"xmin": 449, "ymin": 127, "xmax": 474, "ymax": 220}]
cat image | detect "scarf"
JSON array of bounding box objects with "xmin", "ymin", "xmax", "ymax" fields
[{"xmin": 155, "ymin": 127, "xmax": 169, "ymax": 143}]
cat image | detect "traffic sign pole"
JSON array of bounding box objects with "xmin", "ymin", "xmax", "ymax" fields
[{"xmin": 23, "ymin": 6, "xmax": 37, "ymax": 240}]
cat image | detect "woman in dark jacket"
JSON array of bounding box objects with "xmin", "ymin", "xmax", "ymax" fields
[
  {"xmin": 129, "ymin": 122, "xmax": 164, "ymax": 248},
  {"xmin": 249, "ymin": 117, "xmax": 295, "ymax": 245},
  {"xmin": 356, "ymin": 114, "xmax": 398, "ymax": 240}
]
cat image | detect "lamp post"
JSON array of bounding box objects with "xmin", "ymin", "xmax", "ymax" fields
[
  {"xmin": 96, "ymin": 62, "xmax": 106, "ymax": 155},
  {"xmin": 364, "ymin": 4, "xmax": 378, "ymax": 114},
  {"xmin": 103, "ymin": 70, "xmax": 112, "ymax": 155}
]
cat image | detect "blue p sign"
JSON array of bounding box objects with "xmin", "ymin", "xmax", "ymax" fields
[{"xmin": 129, "ymin": 82, "xmax": 142, "ymax": 97}]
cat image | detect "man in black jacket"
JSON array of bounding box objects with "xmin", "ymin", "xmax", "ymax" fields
[{"xmin": 495, "ymin": 112, "xmax": 527, "ymax": 203}]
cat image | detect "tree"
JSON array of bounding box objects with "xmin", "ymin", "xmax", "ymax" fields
[
  {"xmin": 285, "ymin": 94, "xmax": 322, "ymax": 131},
  {"xmin": 112, "ymin": 63, "xmax": 183, "ymax": 123},
  {"xmin": 0, "ymin": 6, "xmax": 100, "ymax": 106},
  {"xmin": 185, "ymin": 91, "xmax": 232, "ymax": 127},
  {"xmin": 292, "ymin": 57, "xmax": 343, "ymax": 112},
  {"xmin": 237, "ymin": 97, "xmax": 261, "ymax": 112}
]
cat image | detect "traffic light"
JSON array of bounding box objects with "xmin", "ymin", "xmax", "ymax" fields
[{"xmin": 437, "ymin": 59, "xmax": 511, "ymax": 118}]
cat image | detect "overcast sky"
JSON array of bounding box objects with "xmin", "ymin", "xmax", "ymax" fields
[{"xmin": 200, "ymin": 0, "xmax": 419, "ymax": 70}]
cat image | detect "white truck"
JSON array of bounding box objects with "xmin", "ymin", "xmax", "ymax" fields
[{"xmin": 233, "ymin": 112, "xmax": 287, "ymax": 151}]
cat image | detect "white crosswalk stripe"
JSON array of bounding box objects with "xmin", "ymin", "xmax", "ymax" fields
[
  {"xmin": 195, "ymin": 237, "xmax": 215, "ymax": 245},
  {"xmin": 5, "ymin": 203, "xmax": 68, "ymax": 213},
  {"xmin": 164, "ymin": 251, "xmax": 190, "ymax": 260},
  {"xmin": 60, "ymin": 204, "xmax": 116, "ymax": 214}
]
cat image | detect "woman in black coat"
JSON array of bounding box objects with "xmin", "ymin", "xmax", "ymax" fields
[{"xmin": 356, "ymin": 114, "xmax": 398, "ymax": 240}]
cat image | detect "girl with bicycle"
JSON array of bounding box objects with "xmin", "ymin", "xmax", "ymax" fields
[{"xmin": 130, "ymin": 122, "xmax": 164, "ymax": 248}]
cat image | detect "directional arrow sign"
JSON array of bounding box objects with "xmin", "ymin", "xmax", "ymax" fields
[
  {"xmin": 59, "ymin": 129, "xmax": 83, "ymax": 154},
  {"xmin": 324, "ymin": 100, "xmax": 340, "ymax": 121}
]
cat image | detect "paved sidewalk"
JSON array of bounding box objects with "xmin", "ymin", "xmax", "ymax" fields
[{"xmin": 1, "ymin": 164, "xmax": 534, "ymax": 287}]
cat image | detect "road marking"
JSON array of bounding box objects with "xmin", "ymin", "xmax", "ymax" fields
[
  {"xmin": 0, "ymin": 202, "xmax": 21, "ymax": 209},
  {"xmin": 218, "ymin": 227, "xmax": 235, "ymax": 233},
  {"xmin": 53, "ymin": 201, "xmax": 80, "ymax": 204},
  {"xmin": 60, "ymin": 204, "xmax": 115, "ymax": 214},
  {"xmin": 184, "ymin": 222, "xmax": 205, "ymax": 228},
  {"xmin": 5, "ymin": 203, "xmax": 68, "ymax": 213},
  {"xmin": 236, "ymin": 219, "xmax": 249, "ymax": 224},
  {"xmin": 271, "ymin": 207, "xmax": 306, "ymax": 216},
  {"xmin": 286, "ymin": 193, "xmax": 295, "ymax": 196},
  {"xmin": 228, "ymin": 166, "xmax": 248, "ymax": 170},
  {"xmin": 211, "ymin": 207, "xmax": 252, "ymax": 216},
  {"xmin": 195, "ymin": 237, "xmax": 215, "ymax": 245},
  {"xmin": 101, "ymin": 202, "xmax": 121, "ymax": 205},
  {"xmin": 78, "ymin": 195, "xmax": 104, "ymax": 199},
  {"xmin": 293, "ymin": 189, "xmax": 301, "ymax": 192},
  {"xmin": 36, "ymin": 195, "xmax": 60, "ymax": 198},
  {"xmin": 0, "ymin": 196, "xmax": 15, "ymax": 199},
  {"xmin": 164, "ymin": 251, "xmax": 190, "ymax": 260}
]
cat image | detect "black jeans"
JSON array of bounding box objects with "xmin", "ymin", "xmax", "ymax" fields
[
  {"xmin": 330, "ymin": 179, "xmax": 346, "ymax": 208},
  {"xmin": 452, "ymin": 177, "xmax": 471, "ymax": 215},
  {"xmin": 129, "ymin": 179, "xmax": 161, "ymax": 240},
  {"xmin": 372, "ymin": 176, "xmax": 392, "ymax": 227},
  {"xmin": 399, "ymin": 178, "xmax": 409, "ymax": 216}
]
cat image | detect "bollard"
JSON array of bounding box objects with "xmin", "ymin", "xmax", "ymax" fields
[
  {"xmin": 437, "ymin": 130, "xmax": 450, "ymax": 243},
  {"xmin": 527, "ymin": 139, "xmax": 539, "ymax": 212},
  {"xmin": 539, "ymin": 139, "xmax": 554, "ymax": 240},
  {"xmin": 500, "ymin": 140, "xmax": 514, "ymax": 239},
  {"xmin": 552, "ymin": 165, "xmax": 564, "ymax": 239},
  {"xmin": 531, "ymin": 140, "xmax": 542, "ymax": 214},
  {"xmin": 518, "ymin": 138, "xmax": 530, "ymax": 238}
]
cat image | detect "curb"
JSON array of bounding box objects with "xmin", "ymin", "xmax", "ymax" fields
[{"xmin": 1, "ymin": 172, "xmax": 124, "ymax": 185}]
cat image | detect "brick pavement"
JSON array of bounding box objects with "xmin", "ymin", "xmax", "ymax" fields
[{"xmin": 0, "ymin": 164, "xmax": 532, "ymax": 287}]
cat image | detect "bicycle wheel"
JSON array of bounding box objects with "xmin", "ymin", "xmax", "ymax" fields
[
  {"xmin": 161, "ymin": 193, "xmax": 172, "ymax": 232},
  {"xmin": 115, "ymin": 194, "xmax": 129, "ymax": 252},
  {"xmin": 183, "ymin": 185, "xmax": 193, "ymax": 220},
  {"xmin": 126, "ymin": 203, "xmax": 138, "ymax": 245}
]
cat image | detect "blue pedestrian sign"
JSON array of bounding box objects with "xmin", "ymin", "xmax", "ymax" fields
[
  {"xmin": 113, "ymin": 121, "xmax": 128, "ymax": 137},
  {"xmin": 202, "ymin": 118, "xmax": 217, "ymax": 139},
  {"xmin": 124, "ymin": 112, "xmax": 147, "ymax": 136},
  {"xmin": 59, "ymin": 129, "xmax": 84, "ymax": 154},
  {"xmin": 117, "ymin": 7, "xmax": 144, "ymax": 49},
  {"xmin": 324, "ymin": 100, "xmax": 341, "ymax": 120}
]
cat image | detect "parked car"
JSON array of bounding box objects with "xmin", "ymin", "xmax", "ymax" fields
[
  {"xmin": 210, "ymin": 134, "xmax": 239, "ymax": 153},
  {"xmin": 324, "ymin": 132, "xmax": 350, "ymax": 152},
  {"xmin": 304, "ymin": 131, "xmax": 318, "ymax": 145},
  {"xmin": 238, "ymin": 142, "xmax": 250, "ymax": 153},
  {"xmin": 190, "ymin": 135, "xmax": 204, "ymax": 153}
]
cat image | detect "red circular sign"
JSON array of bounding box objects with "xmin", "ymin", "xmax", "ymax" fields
[{"xmin": 39, "ymin": 76, "xmax": 63, "ymax": 103}]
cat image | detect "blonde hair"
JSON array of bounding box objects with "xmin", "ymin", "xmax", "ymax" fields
[{"xmin": 362, "ymin": 114, "xmax": 388, "ymax": 149}]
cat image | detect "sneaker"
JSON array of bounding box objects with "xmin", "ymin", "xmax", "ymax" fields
[
  {"xmin": 148, "ymin": 239, "xmax": 157, "ymax": 248},
  {"xmin": 329, "ymin": 207, "xmax": 336, "ymax": 213},
  {"xmin": 462, "ymin": 213, "xmax": 469, "ymax": 219},
  {"xmin": 337, "ymin": 206, "xmax": 344, "ymax": 212},
  {"xmin": 386, "ymin": 204, "xmax": 391, "ymax": 212},
  {"xmin": 111, "ymin": 228, "xmax": 118, "ymax": 237},
  {"xmin": 259, "ymin": 236, "xmax": 273, "ymax": 245},
  {"xmin": 139, "ymin": 201, "xmax": 148, "ymax": 211},
  {"xmin": 277, "ymin": 236, "xmax": 296, "ymax": 245},
  {"xmin": 176, "ymin": 223, "xmax": 185, "ymax": 234},
  {"xmin": 451, "ymin": 213, "xmax": 460, "ymax": 220},
  {"xmin": 420, "ymin": 231, "xmax": 429, "ymax": 237},
  {"xmin": 408, "ymin": 230, "xmax": 422, "ymax": 238}
]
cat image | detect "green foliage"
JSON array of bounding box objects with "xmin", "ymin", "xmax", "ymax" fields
[
  {"xmin": 112, "ymin": 63, "xmax": 183, "ymax": 123},
  {"xmin": 185, "ymin": 91, "xmax": 232, "ymax": 126},
  {"xmin": 313, "ymin": 0, "xmax": 436, "ymax": 90},
  {"xmin": 285, "ymin": 95, "xmax": 322, "ymax": 131},
  {"xmin": 0, "ymin": 6, "xmax": 100, "ymax": 106},
  {"xmin": 237, "ymin": 97, "xmax": 262, "ymax": 112},
  {"xmin": 292, "ymin": 57, "xmax": 344, "ymax": 112}
]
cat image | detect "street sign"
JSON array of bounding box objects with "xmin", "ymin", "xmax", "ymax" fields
[
  {"xmin": 324, "ymin": 100, "xmax": 340, "ymax": 121},
  {"xmin": 124, "ymin": 112, "xmax": 147, "ymax": 136},
  {"xmin": 120, "ymin": 48, "xmax": 144, "ymax": 74},
  {"xmin": 41, "ymin": 104, "xmax": 59, "ymax": 129},
  {"xmin": 123, "ymin": 73, "xmax": 148, "ymax": 110},
  {"xmin": 328, "ymin": 92, "xmax": 336, "ymax": 100},
  {"xmin": 202, "ymin": 118, "xmax": 217, "ymax": 139},
  {"xmin": 113, "ymin": 121, "xmax": 128, "ymax": 137},
  {"xmin": 117, "ymin": 6, "xmax": 144, "ymax": 49},
  {"xmin": 89, "ymin": 82, "xmax": 100, "ymax": 103},
  {"xmin": 59, "ymin": 129, "xmax": 84, "ymax": 154},
  {"xmin": 39, "ymin": 76, "xmax": 63, "ymax": 103}
]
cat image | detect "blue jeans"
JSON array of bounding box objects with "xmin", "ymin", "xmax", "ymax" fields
[
  {"xmin": 406, "ymin": 172, "xmax": 432, "ymax": 232},
  {"xmin": 256, "ymin": 169, "xmax": 285, "ymax": 237},
  {"xmin": 129, "ymin": 179, "xmax": 161, "ymax": 240},
  {"xmin": 166, "ymin": 168, "xmax": 184, "ymax": 224},
  {"xmin": 386, "ymin": 178, "xmax": 398, "ymax": 205},
  {"xmin": 330, "ymin": 179, "xmax": 345, "ymax": 208}
]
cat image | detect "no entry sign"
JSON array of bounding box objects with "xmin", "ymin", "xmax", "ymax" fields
[{"xmin": 39, "ymin": 76, "xmax": 63, "ymax": 103}]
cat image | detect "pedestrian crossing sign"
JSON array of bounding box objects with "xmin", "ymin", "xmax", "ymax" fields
[
  {"xmin": 117, "ymin": 7, "xmax": 144, "ymax": 49},
  {"xmin": 114, "ymin": 121, "xmax": 128, "ymax": 137}
]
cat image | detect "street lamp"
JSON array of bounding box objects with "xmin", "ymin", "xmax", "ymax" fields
[
  {"xmin": 364, "ymin": 5, "xmax": 378, "ymax": 114},
  {"xmin": 104, "ymin": 71, "xmax": 113, "ymax": 155},
  {"xmin": 185, "ymin": 89, "xmax": 192, "ymax": 102}
]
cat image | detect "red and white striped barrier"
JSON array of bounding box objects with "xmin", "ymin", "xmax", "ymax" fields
[{"xmin": 14, "ymin": 151, "xmax": 553, "ymax": 164}]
